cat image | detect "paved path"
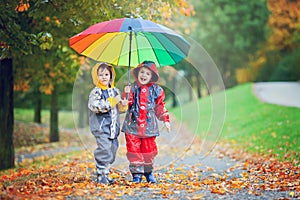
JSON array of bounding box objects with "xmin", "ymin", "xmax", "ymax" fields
[{"xmin": 253, "ymin": 82, "xmax": 300, "ymax": 108}]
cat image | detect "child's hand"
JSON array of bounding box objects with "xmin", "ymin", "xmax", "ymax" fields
[
  {"xmin": 124, "ymin": 86, "xmax": 131, "ymax": 93},
  {"xmin": 115, "ymin": 95, "xmax": 121, "ymax": 102},
  {"xmin": 120, "ymin": 98, "xmax": 128, "ymax": 106},
  {"xmin": 165, "ymin": 122, "xmax": 171, "ymax": 133}
]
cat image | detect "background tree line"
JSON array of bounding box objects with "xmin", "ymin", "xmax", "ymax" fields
[{"xmin": 189, "ymin": 0, "xmax": 300, "ymax": 88}]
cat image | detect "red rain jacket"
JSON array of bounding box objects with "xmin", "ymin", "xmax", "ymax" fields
[{"xmin": 121, "ymin": 61, "xmax": 170, "ymax": 138}]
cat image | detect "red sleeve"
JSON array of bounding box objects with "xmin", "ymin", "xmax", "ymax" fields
[
  {"xmin": 121, "ymin": 91, "xmax": 127, "ymax": 99},
  {"xmin": 154, "ymin": 89, "xmax": 170, "ymax": 122}
]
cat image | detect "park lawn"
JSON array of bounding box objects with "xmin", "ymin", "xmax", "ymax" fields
[
  {"xmin": 14, "ymin": 109, "xmax": 77, "ymax": 129},
  {"xmin": 170, "ymin": 83, "xmax": 300, "ymax": 164},
  {"xmin": 14, "ymin": 109, "xmax": 80, "ymax": 148}
]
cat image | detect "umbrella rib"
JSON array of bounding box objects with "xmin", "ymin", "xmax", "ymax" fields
[
  {"xmin": 140, "ymin": 32, "xmax": 186, "ymax": 66},
  {"xmin": 135, "ymin": 32, "xmax": 159, "ymax": 65},
  {"xmin": 157, "ymin": 33, "xmax": 187, "ymax": 64},
  {"xmin": 143, "ymin": 32, "xmax": 164, "ymax": 65},
  {"xmin": 95, "ymin": 32, "xmax": 128, "ymax": 65},
  {"xmin": 163, "ymin": 33, "xmax": 190, "ymax": 56},
  {"xmin": 134, "ymin": 32, "xmax": 141, "ymax": 65},
  {"xmin": 115, "ymin": 32, "xmax": 129, "ymax": 66},
  {"xmin": 70, "ymin": 34, "xmax": 101, "ymax": 53}
]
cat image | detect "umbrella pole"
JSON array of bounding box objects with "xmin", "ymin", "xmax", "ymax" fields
[
  {"xmin": 126, "ymin": 27, "xmax": 133, "ymax": 99},
  {"xmin": 128, "ymin": 28, "xmax": 132, "ymax": 86}
]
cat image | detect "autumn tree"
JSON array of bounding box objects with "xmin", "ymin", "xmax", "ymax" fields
[
  {"xmin": 0, "ymin": 0, "xmax": 112, "ymax": 168},
  {"xmin": 0, "ymin": 0, "xmax": 194, "ymax": 169},
  {"xmin": 0, "ymin": 0, "xmax": 34, "ymax": 170},
  {"xmin": 254, "ymin": 0, "xmax": 300, "ymax": 81},
  {"xmin": 13, "ymin": 0, "xmax": 121, "ymax": 142},
  {"xmin": 191, "ymin": 0, "xmax": 269, "ymax": 88}
]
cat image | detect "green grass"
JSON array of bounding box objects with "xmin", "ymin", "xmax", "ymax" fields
[
  {"xmin": 14, "ymin": 109, "xmax": 77, "ymax": 129},
  {"xmin": 170, "ymin": 83, "xmax": 300, "ymax": 163}
]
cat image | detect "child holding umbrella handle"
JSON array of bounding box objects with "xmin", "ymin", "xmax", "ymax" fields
[{"xmin": 122, "ymin": 60, "xmax": 171, "ymax": 183}]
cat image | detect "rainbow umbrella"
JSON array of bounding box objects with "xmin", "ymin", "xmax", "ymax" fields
[{"xmin": 69, "ymin": 17, "xmax": 190, "ymax": 83}]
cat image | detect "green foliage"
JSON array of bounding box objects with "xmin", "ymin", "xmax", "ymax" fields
[
  {"xmin": 0, "ymin": 1, "xmax": 33, "ymax": 56},
  {"xmin": 257, "ymin": 46, "xmax": 300, "ymax": 82},
  {"xmin": 270, "ymin": 47, "xmax": 300, "ymax": 81},
  {"xmin": 170, "ymin": 83, "xmax": 300, "ymax": 163},
  {"xmin": 191, "ymin": 0, "xmax": 269, "ymax": 87},
  {"xmin": 256, "ymin": 50, "xmax": 281, "ymax": 82}
]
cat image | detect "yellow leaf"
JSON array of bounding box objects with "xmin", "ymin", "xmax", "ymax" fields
[
  {"xmin": 175, "ymin": 167, "xmax": 184, "ymax": 171},
  {"xmin": 211, "ymin": 187, "xmax": 226, "ymax": 195},
  {"xmin": 45, "ymin": 16, "xmax": 51, "ymax": 22},
  {"xmin": 109, "ymin": 172, "xmax": 120, "ymax": 179},
  {"xmin": 63, "ymin": 184, "xmax": 73, "ymax": 191},
  {"xmin": 191, "ymin": 194, "xmax": 204, "ymax": 199},
  {"xmin": 79, "ymin": 163, "xmax": 86, "ymax": 170},
  {"xmin": 87, "ymin": 162, "xmax": 95, "ymax": 169},
  {"xmin": 206, "ymin": 167, "xmax": 214, "ymax": 171}
]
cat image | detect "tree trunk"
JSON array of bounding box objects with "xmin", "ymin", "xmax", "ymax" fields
[
  {"xmin": 78, "ymin": 93, "xmax": 86, "ymax": 128},
  {"xmin": 33, "ymin": 86, "xmax": 42, "ymax": 123},
  {"xmin": 50, "ymin": 84, "xmax": 59, "ymax": 142},
  {"xmin": 0, "ymin": 58, "xmax": 15, "ymax": 170},
  {"xmin": 222, "ymin": 58, "xmax": 229, "ymax": 89},
  {"xmin": 196, "ymin": 74, "xmax": 202, "ymax": 99},
  {"xmin": 187, "ymin": 74, "xmax": 193, "ymax": 102},
  {"xmin": 171, "ymin": 77, "xmax": 178, "ymax": 108}
]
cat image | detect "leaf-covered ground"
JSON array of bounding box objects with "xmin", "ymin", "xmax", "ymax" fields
[
  {"xmin": 1, "ymin": 146, "xmax": 299, "ymax": 199},
  {"xmin": 1, "ymin": 122, "xmax": 299, "ymax": 199}
]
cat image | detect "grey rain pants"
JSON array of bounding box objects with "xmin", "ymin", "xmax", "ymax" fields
[{"xmin": 93, "ymin": 132, "xmax": 119, "ymax": 175}]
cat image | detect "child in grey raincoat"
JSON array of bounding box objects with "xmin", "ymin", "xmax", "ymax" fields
[{"xmin": 88, "ymin": 62, "xmax": 127, "ymax": 184}]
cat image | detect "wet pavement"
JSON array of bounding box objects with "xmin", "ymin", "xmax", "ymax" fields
[{"xmin": 253, "ymin": 82, "xmax": 300, "ymax": 108}]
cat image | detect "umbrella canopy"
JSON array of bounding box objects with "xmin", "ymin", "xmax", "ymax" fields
[{"xmin": 69, "ymin": 17, "xmax": 190, "ymax": 68}]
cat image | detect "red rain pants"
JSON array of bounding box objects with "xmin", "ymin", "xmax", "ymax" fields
[{"xmin": 125, "ymin": 133, "xmax": 158, "ymax": 173}]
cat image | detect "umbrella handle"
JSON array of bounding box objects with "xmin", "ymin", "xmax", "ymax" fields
[{"xmin": 126, "ymin": 83, "xmax": 130, "ymax": 100}]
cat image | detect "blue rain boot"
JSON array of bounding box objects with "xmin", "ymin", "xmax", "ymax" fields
[
  {"xmin": 144, "ymin": 172, "xmax": 156, "ymax": 183},
  {"xmin": 132, "ymin": 173, "xmax": 142, "ymax": 183}
]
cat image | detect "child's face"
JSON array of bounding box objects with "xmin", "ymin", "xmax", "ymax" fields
[
  {"xmin": 98, "ymin": 68, "xmax": 111, "ymax": 87},
  {"xmin": 138, "ymin": 67, "xmax": 152, "ymax": 85}
]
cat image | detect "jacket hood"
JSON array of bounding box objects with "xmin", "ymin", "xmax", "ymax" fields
[
  {"xmin": 91, "ymin": 63, "xmax": 116, "ymax": 89},
  {"xmin": 133, "ymin": 61, "xmax": 159, "ymax": 84}
]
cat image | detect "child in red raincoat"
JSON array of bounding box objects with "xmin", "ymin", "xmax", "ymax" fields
[{"xmin": 122, "ymin": 61, "xmax": 171, "ymax": 183}]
